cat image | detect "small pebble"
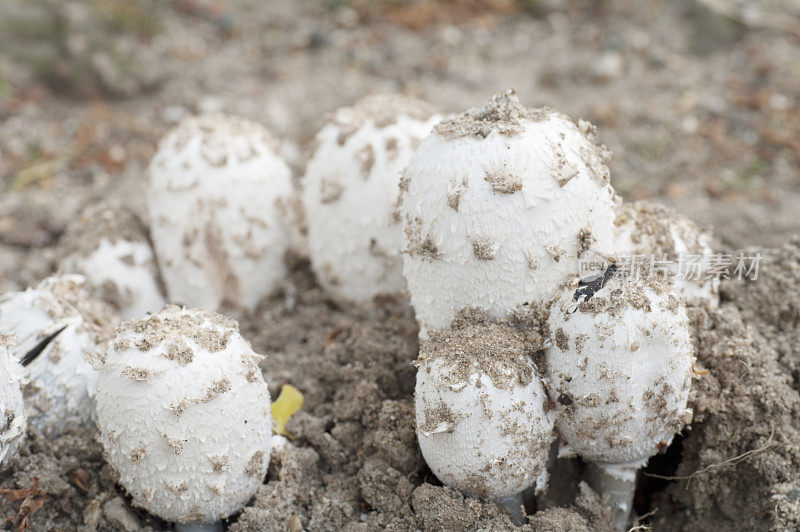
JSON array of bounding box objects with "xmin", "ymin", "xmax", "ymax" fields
[
  {"xmin": 82, "ymin": 499, "xmax": 102, "ymax": 529},
  {"xmin": 103, "ymin": 497, "xmax": 140, "ymax": 532},
  {"xmin": 591, "ymin": 51, "xmax": 624, "ymax": 82}
]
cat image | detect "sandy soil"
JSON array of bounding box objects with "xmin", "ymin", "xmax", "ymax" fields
[{"xmin": 0, "ymin": 1, "xmax": 798, "ymax": 530}]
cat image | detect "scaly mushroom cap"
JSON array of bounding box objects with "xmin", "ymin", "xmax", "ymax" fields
[
  {"xmin": 303, "ymin": 94, "xmax": 441, "ymax": 303},
  {"xmin": 92, "ymin": 306, "xmax": 272, "ymax": 524},
  {"xmin": 415, "ymin": 314, "xmax": 554, "ymax": 498},
  {"xmin": 59, "ymin": 204, "xmax": 165, "ymax": 320},
  {"xmin": 613, "ymin": 200, "xmax": 719, "ymax": 308},
  {"xmin": 0, "ymin": 335, "xmax": 26, "ymax": 466},
  {"xmin": 400, "ymin": 89, "xmax": 617, "ymax": 335},
  {"xmin": 148, "ymin": 114, "xmax": 299, "ymax": 311},
  {"xmin": 0, "ymin": 274, "xmax": 117, "ymax": 437},
  {"xmin": 545, "ymin": 270, "xmax": 693, "ymax": 464}
]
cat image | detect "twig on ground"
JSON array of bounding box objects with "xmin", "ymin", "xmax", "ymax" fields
[{"xmin": 644, "ymin": 428, "xmax": 776, "ymax": 487}]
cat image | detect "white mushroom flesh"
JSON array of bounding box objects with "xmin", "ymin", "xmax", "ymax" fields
[
  {"xmin": 148, "ymin": 114, "xmax": 298, "ymax": 311},
  {"xmin": 92, "ymin": 306, "xmax": 272, "ymax": 525},
  {"xmin": 0, "ymin": 274, "xmax": 117, "ymax": 436},
  {"xmin": 303, "ymin": 94, "xmax": 441, "ymax": 303},
  {"xmin": 400, "ymin": 90, "xmax": 617, "ymax": 335}
]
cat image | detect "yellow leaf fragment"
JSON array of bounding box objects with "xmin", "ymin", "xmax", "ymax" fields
[{"xmin": 271, "ymin": 384, "xmax": 303, "ymax": 437}]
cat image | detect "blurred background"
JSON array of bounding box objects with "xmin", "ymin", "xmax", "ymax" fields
[{"xmin": 0, "ymin": 0, "xmax": 798, "ymax": 291}]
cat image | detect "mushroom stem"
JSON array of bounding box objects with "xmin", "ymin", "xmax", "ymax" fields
[
  {"xmin": 495, "ymin": 493, "xmax": 526, "ymax": 525},
  {"xmin": 585, "ymin": 461, "xmax": 641, "ymax": 531},
  {"xmin": 174, "ymin": 521, "xmax": 223, "ymax": 532}
]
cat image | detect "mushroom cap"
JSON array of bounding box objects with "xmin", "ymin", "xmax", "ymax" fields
[
  {"xmin": 400, "ymin": 90, "xmax": 617, "ymax": 335},
  {"xmin": 415, "ymin": 319, "xmax": 554, "ymax": 499},
  {"xmin": 302, "ymin": 94, "xmax": 441, "ymax": 303},
  {"xmin": 59, "ymin": 204, "xmax": 165, "ymax": 320},
  {"xmin": 92, "ymin": 306, "xmax": 272, "ymax": 524},
  {"xmin": 545, "ymin": 270, "xmax": 693, "ymax": 464},
  {"xmin": 613, "ymin": 200, "xmax": 719, "ymax": 308},
  {"xmin": 147, "ymin": 113, "xmax": 299, "ymax": 311},
  {"xmin": 0, "ymin": 274, "xmax": 117, "ymax": 437},
  {"xmin": 0, "ymin": 335, "xmax": 26, "ymax": 466}
]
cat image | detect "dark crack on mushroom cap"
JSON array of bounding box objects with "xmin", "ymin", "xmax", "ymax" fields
[{"xmin": 569, "ymin": 267, "xmax": 676, "ymax": 317}]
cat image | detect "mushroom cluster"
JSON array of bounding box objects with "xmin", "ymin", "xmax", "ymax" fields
[
  {"xmin": 403, "ymin": 91, "xmax": 701, "ymax": 530},
  {"xmin": 0, "ymin": 91, "xmax": 716, "ymax": 530}
]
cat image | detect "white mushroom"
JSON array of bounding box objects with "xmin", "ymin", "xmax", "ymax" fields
[
  {"xmin": 415, "ymin": 311, "xmax": 554, "ymax": 521},
  {"xmin": 91, "ymin": 306, "xmax": 272, "ymax": 530},
  {"xmin": 302, "ymin": 94, "xmax": 441, "ymax": 303},
  {"xmin": 545, "ymin": 267, "xmax": 693, "ymax": 530},
  {"xmin": 148, "ymin": 114, "xmax": 300, "ymax": 312},
  {"xmin": 58, "ymin": 203, "xmax": 166, "ymax": 320},
  {"xmin": 0, "ymin": 274, "xmax": 118, "ymax": 437},
  {"xmin": 399, "ymin": 89, "xmax": 617, "ymax": 336},
  {"xmin": 0, "ymin": 334, "xmax": 26, "ymax": 466},
  {"xmin": 613, "ymin": 200, "xmax": 719, "ymax": 307}
]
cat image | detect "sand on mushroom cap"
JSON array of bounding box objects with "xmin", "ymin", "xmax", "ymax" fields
[
  {"xmin": 58, "ymin": 203, "xmax": 166, "ymax": 320},
  {"xmin": 399, "ymin": 89, "xmax": 618, "ymax": 335},
  {"xmin": 613, "ymin": 200, "xmax": 719, "ymax": 308},
  {"xmin": 91, "ymin": 305, "xmax": 272, "ymax": 526},
  {"xmin": 415, "ymin": 308, "xmax": 554, "ymax": 506},
  {"xmin": 546, "ymin": 267, "xmax": 693, "ymax": 529}
]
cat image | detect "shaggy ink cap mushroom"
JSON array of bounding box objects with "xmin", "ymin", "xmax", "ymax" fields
[
  {"xmin": 0, "ymin": 274, "xmax": 118, "ymax": 437},
  {"xmin": 613, "ymin": 200, "xmax": 719, "ymax": 308},
  {"xmin": 545, "ymin": 267, "xmax": 693, "ymax": 530},
  {"xmin": 58, "ymin": 203, "xmax": 166, "ymax": 320},
  {"xmin": 415, "ymin": 310, "xmax": 555, "ymax": 513},
  {"xmin": 148, "ymin": 113, "xmax": 300, "ymax": 312},
  {"xmin": 399, "ymin": 89, "xmax": 618, "ymax": 335},
  {"xmin": 0, "ymin": 334, "xmax": 26, "ymax": 466},
  {"xmin": 91, "ymin": 305, "xmax": 272, "ymax": 528},
  {"xmin": 302, "ymin": 94, "xmax": 441, "ymax": 303}
]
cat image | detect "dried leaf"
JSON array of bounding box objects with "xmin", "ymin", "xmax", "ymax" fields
[{"xmin": 0, "ymin": 478, "xmax": 50, "ymax": 531}]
